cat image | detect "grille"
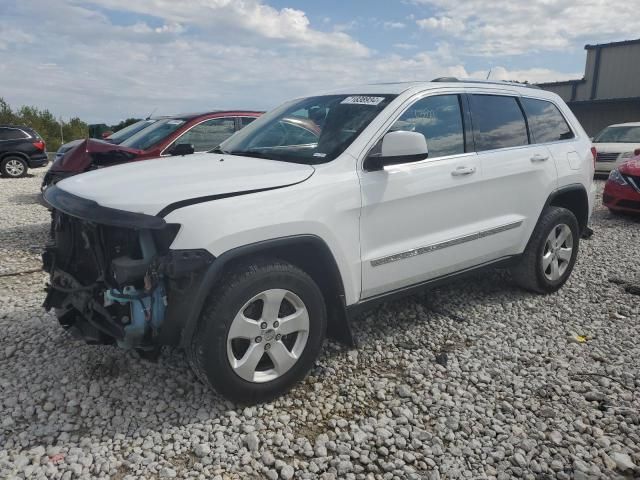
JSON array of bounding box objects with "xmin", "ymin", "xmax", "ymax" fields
[{"xmin": 596, "ymin": 152, "xmax": 619, "ymax": 163}]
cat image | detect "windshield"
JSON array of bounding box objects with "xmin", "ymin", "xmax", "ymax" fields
[
  {"xmin": 120, "ymin": 119, "xmax": 186, "ymax": 150},
  {"xmin": 218, "ymin": 94, "xmax": 396, "ymax": 163},
  {"xmin": 594, "ymin": 126, "xmax": 640, "ymax": 143},
  {"xmin": 107, "ymin": 119, "xmax": 157, "ymax": 144}
]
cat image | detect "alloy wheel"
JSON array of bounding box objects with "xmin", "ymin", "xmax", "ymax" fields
[
  {"xmin": 226, "ymin": 289, "xmax": 309, "ymax": 383},
  {"xmin": 5, "ymin": 159, "xmax": 25, "ymax": 177},
  {"xmin": 542, "ymin": 223, "xmax": 573, "ymax": 281}
]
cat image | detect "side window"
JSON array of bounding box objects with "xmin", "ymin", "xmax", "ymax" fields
[
  {"xmin": 521, "ymin": 98, "xmax": 574, "ymax": 143},
  {"xmin": 239, "ymin": 117, "xmax": 257, "ymax": 128},
  {"xmin": 0, "ymin": 128, "xmax": 28, "ymax": 141},
  {"xmin": 469, "ymin": 95, "xmax": 529, "ymax": 151},
  {"xmin": 175, "ymin": 118, "xmax": 235, "ymax": 151},
  {"xmin": 390, "ymin": 94, "xmax": 465, "ymax": 158}
]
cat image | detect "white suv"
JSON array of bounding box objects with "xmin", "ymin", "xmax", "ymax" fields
[{"xmin": 43, "ymin": 79, "xmax": 596, "ymax": 403}]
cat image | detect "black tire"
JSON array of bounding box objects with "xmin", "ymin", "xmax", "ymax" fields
[
  {"xmin": 1, "ymin": 156, "xmax": 28, "ymax": 178},
  {"xmin": 512, "ymin": 206, "xmax": 580, "ymax": 294},
  {"xmin": 188, "ymin": 259, "xmax": 327, "ymax": 404}
]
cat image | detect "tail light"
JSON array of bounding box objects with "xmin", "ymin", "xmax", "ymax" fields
[
  {"xmin": 590, "ymin": 146, "xmax": 597, "ymax": 167},
  {"xmin": 33, "ymin": 140, "xmax": 45, "ymax": 151}
]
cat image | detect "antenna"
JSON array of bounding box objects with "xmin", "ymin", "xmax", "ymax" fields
[
  {"xmin": 486, "ymin": 68, "xmax": 492, "ymax": 80},
  {"xmin": 146, "ymin": 107, "xmax": 157, "ymax": 120}
]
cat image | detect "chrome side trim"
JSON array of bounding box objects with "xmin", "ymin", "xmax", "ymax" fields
[{"xmin": 370, "ymin": 220, "xmax": 523, "ymax": 267}]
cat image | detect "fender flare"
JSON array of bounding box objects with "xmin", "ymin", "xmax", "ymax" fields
[
  {"xmin": 0, "ymin": 151, "xmax": 30, "ymax": 163},
  {"xmin": 542, "ymin": 183, "xmax": 590, "ymax": 232},
  {"xmin": 178, "ymin": 234, "xmax": 356, "ymax": 349}
]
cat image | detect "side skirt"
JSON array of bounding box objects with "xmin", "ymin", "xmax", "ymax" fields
[{"xmin": 346, "ymin": 255, "xmax": 519, "ymax": 319}]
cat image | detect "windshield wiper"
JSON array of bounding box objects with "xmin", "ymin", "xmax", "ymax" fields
[{"xmin": 226, "ymin": 150, "xmax": 274, "ymax": 160}]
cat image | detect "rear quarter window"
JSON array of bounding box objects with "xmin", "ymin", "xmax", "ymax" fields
[
  {"xmin": 469, "ymin": 95, "xmax": 529, "ymax": 152},
  {"xmin": 0, "ymin": 128, "xmax": 29, "ymax": 141},
  {"xmin": 521, "ymin": 98, "xmax": 574, "ymax": 143}
]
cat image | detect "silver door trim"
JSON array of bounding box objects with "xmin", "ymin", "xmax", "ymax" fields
[{"xmin": 370, "ymin": 220, "xmax": 523, "ymax": 267}]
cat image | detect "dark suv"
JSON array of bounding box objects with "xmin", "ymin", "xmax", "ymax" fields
[{"xmin": 0, "ymin": 125, "xmax": 48, "ymax": 178}]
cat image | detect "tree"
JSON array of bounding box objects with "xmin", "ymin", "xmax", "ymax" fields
[
  {"xmin": 110, "ymin": 117, "xmax": 142, "ymax": 132},
  {"xmin": 0, "ymin": 97, "xmax": 89, "ymax": 151}
]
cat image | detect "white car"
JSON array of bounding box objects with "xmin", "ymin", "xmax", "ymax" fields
[
  {"xmin": 592, "ymin": 122, "xmax": 640, "ymax": 174},
  {"xmin": 43, "ymin": 79, "xmax": 595, "ymax": 403}
]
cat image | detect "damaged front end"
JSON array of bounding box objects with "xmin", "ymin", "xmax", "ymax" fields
[{"xmin": 42, "ymin": 186, "xmax": 213, "ymax": 353}]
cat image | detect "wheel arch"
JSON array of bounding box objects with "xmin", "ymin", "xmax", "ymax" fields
[
  {"xmin": 0, "ymin": 151, "xmax": 29, "ymax": 163},
  {"xmin": 544, "ymin": 184, "xmax": 589, "ymax": 234},
  {"xmin": 178, "ymin": 235, "xmax": 356, "ymax": 349}
]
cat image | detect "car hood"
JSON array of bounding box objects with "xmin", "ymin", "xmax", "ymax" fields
[
  {"xmin": 593, "ymin": 142, "xmax": 640, "ymax": 153},
  {"xmin": 619, "ymin": 157, "xmax": 640, "ymax": 175},
  {"xmin": 52, "ymin": 138, "xmax": 142, "ymax": 172},
  {"xmin": 57, "ymin": 139, "xmax": 84, "ymax": 154},
  {"xmin": 55, "ymin": 153, "xmax": 315, "ymax": 216}
]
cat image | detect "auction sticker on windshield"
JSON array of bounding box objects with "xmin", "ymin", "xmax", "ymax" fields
[{"xmin": 341, "ymin": 96, "xmax": 386, "ymax": 106}]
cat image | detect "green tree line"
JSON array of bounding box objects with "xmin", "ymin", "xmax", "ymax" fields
[{"xmin": 0, "ymin": 97, "xmax": 140, "ymax": 152}]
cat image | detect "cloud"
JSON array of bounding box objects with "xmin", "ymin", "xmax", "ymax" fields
[
  {"xmin": 416, "ymin": 16, "xmax": 463, "ymax": 34},
  {"xmin": 85, "ymin": 0, "xmax": 370, "ymax": 57},
  {"xmin": 383, "ymin": 21, "xmax": 406, "ymax": 29},
  {"xmin": 413, "ymin": 0, "xmax": 640, "ymax": 55},
  {"xmin": 475, "ymin": 66, "xmax": 581, "ymax": 84},
  {"xmin": 394, "ymin": 43, "xmax": 418, "ymax": 50},
  {"xmin": 0, "ymin": 0, "xmax": 580, "ymax": 123}
]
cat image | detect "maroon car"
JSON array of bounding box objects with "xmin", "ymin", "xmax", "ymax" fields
[
  {"xmin": 603, "ymin": 153, "xmax": 640, "ymax": 214},
  {"xmin": 42, "ymin": 110, "xmax": 263, "ymax": 188}
]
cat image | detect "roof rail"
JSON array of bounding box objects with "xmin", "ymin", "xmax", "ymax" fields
[{"xmin": 431, "ymin": 77, "xmax": 540, "ymax": 89}]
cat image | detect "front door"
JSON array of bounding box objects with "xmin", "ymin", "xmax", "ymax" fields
[{"xmin": 359, "ymin": 93, "xmax": 486, "ymax": 299}]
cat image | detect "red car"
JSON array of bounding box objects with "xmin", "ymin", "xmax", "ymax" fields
[
  {"xmin": 603, "ymin": 152, "xmax": 640, "ymax": 214},
  {"xmin": 42, "ymin": 110, "xmax": 262, "ymax": 188}
]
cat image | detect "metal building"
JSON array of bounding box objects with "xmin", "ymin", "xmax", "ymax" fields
[{"xmin": 537, "ymin": 39, "xmax": 640, "ymax": 136}]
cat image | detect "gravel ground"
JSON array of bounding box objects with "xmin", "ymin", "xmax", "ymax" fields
[{"xmin": 1, "ymin": 170, "xmax": 639, "ymax": 480}]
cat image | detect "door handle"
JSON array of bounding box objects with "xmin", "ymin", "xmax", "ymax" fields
[
  {"xmin": 530, "ymin": 154, "xmax": 549, "ymax": 162},
  {"xmin": 451, "ymin": 166, "xmax": 476, "ymax": 176}
]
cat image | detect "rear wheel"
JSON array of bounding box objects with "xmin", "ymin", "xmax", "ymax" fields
[
  {"xmin": 1, "ymin": 157, "xmax": 28, "ymax": 178},
  {"xmin": 188, "ymin": 259, "xmax": 326, "ymax": 404},
  {"xmin": 512, "ymin": 207, "xmax": 580, "ymax": 293}
]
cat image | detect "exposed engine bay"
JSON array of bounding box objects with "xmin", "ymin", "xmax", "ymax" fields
[{"xmin": 42, "ymin": 186, "xmax": 214, "ymax": 353}]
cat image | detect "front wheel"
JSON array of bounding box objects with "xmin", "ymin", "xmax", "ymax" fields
[
  {"xmin": 512, "ymin": 207, "xmax": 580, "ymax": 293},
  {"xmin": 188, "ymin": 259, "xmax": 327, "ymax": 404}
]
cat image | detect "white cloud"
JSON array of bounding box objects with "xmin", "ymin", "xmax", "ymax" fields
[
  {"xmin": 0, "ymin": 0, "xmax": 580, "ymax": 123},
  {"xmin": 384, "ymin": 21, "xmax": 406, "ymax": 29},
  {"xmin": 470, "ymin": 66, "xmax": 582, "ymax": 84},
  {"xmin": 394, "ymin": 43, "xmax": 418, "ymax": 50},
  {"xmin": 84, "ymin": 0, "xmax": 369, "ymax": 57},
  {"xmin": 413, "ymin": 0, "xmax": 640, "ymax": 55},
  {"xmin": 416, "ymin": 16, "xmax": 463, "ymax": 34}
]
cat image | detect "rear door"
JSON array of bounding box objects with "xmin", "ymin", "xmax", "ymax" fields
[
  {"xmin": 520, "ymin": 96, "xmax": 585, "ymax": 184},
  {"xmin": 467, "ymin": 93, "xmax": 558, "ymax": 257}
]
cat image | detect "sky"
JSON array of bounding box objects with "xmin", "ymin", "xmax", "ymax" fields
[{"xmin": 1, "ymin": 0, "xmax": 638, "ymax": 123}]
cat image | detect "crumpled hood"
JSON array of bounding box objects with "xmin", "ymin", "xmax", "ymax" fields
[
  {"xmin": 56, "ymin": 152, "xmax": 315, "ymax": 216},
  {"xmin": 619, "ymin": 157, "xmax": 640, "ymax": 175},
  {"xmin": 52, "ymin": 138, "xmax": 142, "ymax": 172}
]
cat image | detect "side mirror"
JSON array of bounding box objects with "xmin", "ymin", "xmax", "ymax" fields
[
  {"xmin": 364, "ymin": 131, "xmax": 428, "ymax": 171},
  {"xmin": 170, "ymin": 143, "xmax": 195, "ymax": 156}
]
